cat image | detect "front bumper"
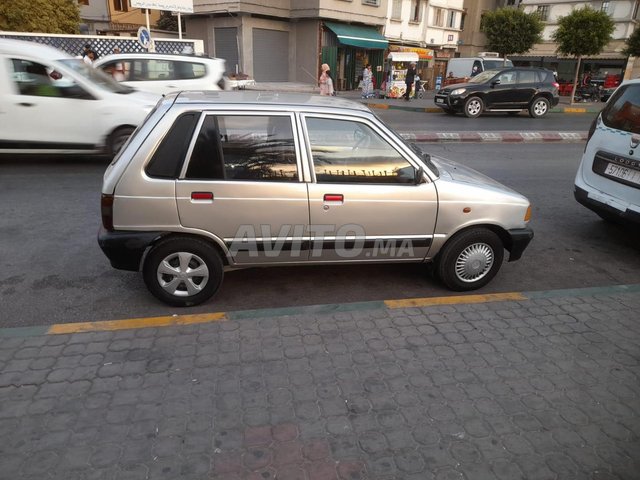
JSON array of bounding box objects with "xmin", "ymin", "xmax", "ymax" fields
[
  {"xmin": 574, "ymin": 186, "xmax": 640, "ymax": 224},
  {"xmin": 506, "ymin": 227, "xmax": 534, "ymax": 261},
  {"xmin": 98, "ymin": 227, "xmax": 167, "ymax": 271},
  {"xmin": 434, "ymin": 94, "xmax": 464, "ymax": 111}
]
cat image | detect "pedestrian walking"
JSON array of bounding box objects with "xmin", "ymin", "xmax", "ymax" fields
[
  {"xmin": 319, "ymin": 63, "xmax": 334, "ymax": 96},
  {"xmin": 361, "ymin": 64, "xmax": 373, "ymax": 99},
  {"xmin": 404, "ymin": 62, "xmax": 416, "ymax": 101}
]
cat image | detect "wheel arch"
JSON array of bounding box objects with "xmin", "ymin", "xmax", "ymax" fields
[
  {"xmin": 141, "ymin": 231, "xmax": 232, "ymax": 269},
  {"xmin": 432, "ymin": 223, "xmax": 511, "ymax": 262}
]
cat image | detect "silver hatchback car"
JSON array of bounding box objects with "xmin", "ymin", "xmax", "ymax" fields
[{"xmin": 99, "ymin": 92, "xmax": 533, "ymax": 306}]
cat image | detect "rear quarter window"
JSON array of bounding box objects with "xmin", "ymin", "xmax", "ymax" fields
[
  {"xmin": 602, "ymin": 84, "xmax": 640, "ymax": 134},
  {"xmin": 145, "ymin": 113, "xmax": 199, "ymax": 178}
]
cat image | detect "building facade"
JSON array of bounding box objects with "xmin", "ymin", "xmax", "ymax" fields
[
  {"xmin": 516, "ymin": 1, "xmax": 639, "ymax": 81},
  {"xmin": 78, "ymin": 0, "xmax": 161, "ymax": 36}
]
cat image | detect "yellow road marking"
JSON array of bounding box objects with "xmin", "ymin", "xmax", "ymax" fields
[
  {"xmin": 564, "ymin": 108, "xmax": 587, "ymax": 113},
  {"xmin": 384, "ymin": 292, "xmax": 527, "ymax": 309},
  {"xmin": 47, "ymin": 312, "xmax": 227, "ymax": 334}
]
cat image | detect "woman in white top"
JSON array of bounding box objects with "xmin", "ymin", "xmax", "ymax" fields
[{"xmin": 319, "ymin": 63, "xmax": 334, "ymax": 96}]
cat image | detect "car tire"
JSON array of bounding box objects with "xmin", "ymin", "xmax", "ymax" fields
[
  {"xmin": 143, "ymin": 236, "xmax": 224, "ymax": 307},
  {"xmin": 528, "ymin": 97, "xmax": 550, "ymax": 118},
  {"xmin": 109, "ymin": 126, "xmax": 134, "ymax": 156},
  {"xmin": 435, "ymin": 228, "xmax": 504, "ymax": 291},
  {"xmin": 463, "ymin": 96, "xmax": 483, "ymax": 118}
]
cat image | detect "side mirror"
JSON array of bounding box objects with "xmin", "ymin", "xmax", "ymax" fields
[
  {"xmin": 414, "ymin": 165, "xmax": 425, "ymax": 185},
  {"xmin": 491, "ymin": 79, "xmax": 501, "ymax": 87}
]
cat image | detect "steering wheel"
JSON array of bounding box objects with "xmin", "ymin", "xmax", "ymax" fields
[{"xmin": 353, "ymin": 129, "xmax": 371, "ymax": 151}]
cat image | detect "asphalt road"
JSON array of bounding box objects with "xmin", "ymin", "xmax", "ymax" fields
[{"xmin": 1, "ymin": 140, "xmax": 639, "ymax": 328}]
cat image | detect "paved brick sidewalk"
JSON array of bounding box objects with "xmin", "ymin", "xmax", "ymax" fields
[{"xmin": 1, "ymin": 286, "xmax": 639, "ymax": 480}]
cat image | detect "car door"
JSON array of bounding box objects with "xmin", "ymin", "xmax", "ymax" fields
[
  {"xmin": 175, "ymin": 112, "xmax": 310, "ymax": 265},
  {"xmin": 301, "ymin": 114, "xmax": 438, "ymax": 262},
  {"xmin": 483, "ymin": 70, "xmax": 518, "ymax": 109},
  {"xmin": 1, "ymin": 57, "xmax": 103, "ymax": 150},
  {"xmin": 515, "ymin": 70, "xmax": 538, "ymax": 107}
]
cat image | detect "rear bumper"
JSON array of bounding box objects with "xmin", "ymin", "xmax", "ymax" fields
[
  {"xmin": 506, "ymin": 227, "xmax": 534, "ymax": 262},
  {"xmin": 574, "ymin": 186, "xmax": 640, "ymax": 224},
  {"xmin": 98, "ymin": 227, "xmax": 166, "ymax": 271}
]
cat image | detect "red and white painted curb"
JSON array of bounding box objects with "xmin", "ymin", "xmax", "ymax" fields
[{"xmin": 400, "ymin": 131, "xmax": 588, "ymax": 143}]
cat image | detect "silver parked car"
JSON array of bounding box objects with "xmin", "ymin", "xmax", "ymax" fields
[{"xmin": 99, "ymin": 92, "xmax": 533, "ymax": 306}]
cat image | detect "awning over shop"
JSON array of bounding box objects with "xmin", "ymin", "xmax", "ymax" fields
[{"xmin": 324, "ymin": 21, "xmax": 388, "ymax": 50}]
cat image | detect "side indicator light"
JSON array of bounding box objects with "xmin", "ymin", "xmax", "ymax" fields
[
  {"xmin": 463, "ymin": 207, "xmax": 471, "ymax": 213},
  {"xmin": 524, "ymin": 205, "xmax": 532, "ymax": 222}
]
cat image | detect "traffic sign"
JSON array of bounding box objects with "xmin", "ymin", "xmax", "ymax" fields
[{"xmin": 137, "ymin": 26, "xmax": 151, "ymax": 49}]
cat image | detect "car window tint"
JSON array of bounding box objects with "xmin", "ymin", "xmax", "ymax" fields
[
  {"xmin": 174, "ymin": 61, "xmax": 206, "ymax": 80},
  {"xmin": 186, "ymin": 115, "xmax": 298, "ymax": 181},
  {"xmin": 602, "ymin": 84, "xmax": 640, "ymax": 134},
  {"xmin": 9, "ymin": 58, "xmax": 91, "ymax": 99},
  {"xmin": 305, "ymin": 117, "xmax": 416, "ymax": 184},
  {"xmin": 518, "ymin": 71, "xmax": 536, "ymax": 84},
  {"xmin": 146, "ymin": 113, "xmax": 199, "ymax": 179}
]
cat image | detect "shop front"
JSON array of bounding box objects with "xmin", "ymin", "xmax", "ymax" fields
[
  {"xmin": 321, "ymin": 21, "xmax": 388, "ymax": 92},
  {"xmin": 387, "ymin": 45, "xmax": 434, "ymax": 91}
]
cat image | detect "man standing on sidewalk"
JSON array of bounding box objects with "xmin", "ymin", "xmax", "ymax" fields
[{"xmin": 404, "ymin": 62, "xmax": 416, "ymax": 101}]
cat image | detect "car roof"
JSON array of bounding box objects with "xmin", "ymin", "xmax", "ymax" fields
[
  {"xmin": 94, "ymin": 53, "xmax": 223, "ymax": 64},
  {"xmin": 0, "ymin": 38, "xmax": 72, "ymax": 60},
  {"xmin": 171, "ymin": 90, "xmax": 372, "ymax": 113}
]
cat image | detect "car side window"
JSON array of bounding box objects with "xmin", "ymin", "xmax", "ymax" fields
[
  {"xmin": 602, "ymin": 84, "xmax": 640, "ymax": 134},
  {"xmin": 517, "ymin": 71, "xmax": 536, "ymax": 84},
  {"xmin": 305, "ymin": 117, "xmax": 416, "ymax": 184},
  {"xmin": 174, "ymin": 61, "xmax": 206, "ymax": 80},
  {"xmin": 146, "ymin": 113, "xmax": 200, "ymax": 179},
  {"xmin": 132, "ymin": 59, "xmax": 174, "ymax": 81},
  {"xmin": 496, "ymin": 71, "xmax": 515, "ymax": 85},
  {"xmin": 186, "ymin": 115, "xmax": 298, "ymax": 181},
  {"xmin": 10, "ymin": 59, "xmax": 89, "ymax": 99}
]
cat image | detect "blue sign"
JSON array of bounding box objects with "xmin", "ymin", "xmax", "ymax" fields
[{"xmin": 137, "ymin": 27, "xmax": 151, "ymax": 49}]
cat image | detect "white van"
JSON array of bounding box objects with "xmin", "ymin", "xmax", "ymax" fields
[
  {"xmin": 93, "ymin": 53, "xmax": 228, "ymax": 96},
  {"xmin": 0, "ymin": 38, "xmax": 160, "ymax": 155},
  {"xmin": 447, "ymin": 53, "xmax": 513, "ymax": 79}
]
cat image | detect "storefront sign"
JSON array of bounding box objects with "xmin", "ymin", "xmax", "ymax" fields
[
  {"xmin": 435, "ymin": 49, "xmax": 453, "ymax": 59},
  {"xmin": 388, "ymin": 45, "xmax": 434, "ymax": 61}
]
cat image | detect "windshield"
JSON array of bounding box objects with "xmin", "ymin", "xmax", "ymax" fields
[
  {"xmin": 58, "ymin": 59, "xmax": 134, "ymax": 94},
  {"xmin": 468, "ymin": 69, "xmax": 501, "ymax": 84}
]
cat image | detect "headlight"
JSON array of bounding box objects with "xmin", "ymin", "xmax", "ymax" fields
[{"xmin": 451, "ymin": 88, "xmax": 466, "ymax": 96}]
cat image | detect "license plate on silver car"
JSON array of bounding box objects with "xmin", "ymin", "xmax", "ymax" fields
[{"xmin": 604, "ymin": 163, "xmax": 640, "ymax": 185}]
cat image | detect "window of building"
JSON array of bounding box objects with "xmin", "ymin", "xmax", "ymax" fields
[
  {"xmin": 434, "ymin": 7, "xmax": 444, "ymax": 27},
  {"xmin": 634, "ymin": 0, "xmax": 640, "ymax": 19},
  {"xmin": 507, "ymin": 0, "xmax": 517, "ymax": 5},
  {"xmin": 536, "ymin": 5, "xmax": 550, "ymax": 21},
  {"xmin": 78, "ymin": 0, "xmax": 89, "ymax": 5},
  {"xmin": 460, "ymin": 11, "xmax": 466, "ymax": 30},
  {"xmin": 410, "ymin": 0, "xmax": 421, "ymax": 22},
  {"xmin": 447, "ymin": 10, "xmax": 457, "ymax": 28},
  {"xmin": 113, "ymin": 0, "xmax": 128, "ymax": 11},
  {"xmin": 601, "ymin": 1, "xmax": 611, "ymax": 14},
  {"xmin": 305, "ymin": 117, "xmax": 417, "ymax": 185},
  {"xmin": 391, "ymin": 0, "xmax": 402, "ymax": 19},
  {"xmin": 361, "ymin": 0, "xmax": 380, "ymax": 6},
  {"xmin": 186, "ymin": 115, "xmax": 298, "ymax": 182}
]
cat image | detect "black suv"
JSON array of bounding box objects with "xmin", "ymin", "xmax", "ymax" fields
[{"xmin": 434, "ymin": 67, "xmax": 560, "ymax": 118}]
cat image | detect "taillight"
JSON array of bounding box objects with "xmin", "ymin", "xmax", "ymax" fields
[
  {"xmin": 101, "ymin": 194, "xmax": 114, "ymax": 231},
  {"xmin": 584, "ymin": 115, "xmax": 599, "ymax": 152}
]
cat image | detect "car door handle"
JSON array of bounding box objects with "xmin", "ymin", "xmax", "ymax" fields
[
  {"xmin": 191, "ymin": 192, "xmax": 214, "ymax": 202},
  {"xmin": 18, "ymin": 102, "xmax": 34, "ymax": 107},
  {"xmin": 323, "ymin": 194, "xmax": 344, "ymax": 203}
]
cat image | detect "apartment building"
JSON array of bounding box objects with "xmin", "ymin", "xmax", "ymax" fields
[
  {"xmin": 516, "ymin": 1, "xmax": 639, "ymax": 80},
  {"xmin": 384, "ymin": 0, "xmax": 464, "ymax": 89},
  {"xmin": 78, "ymin": 0, "xmax": 161, "ymax": 35}
]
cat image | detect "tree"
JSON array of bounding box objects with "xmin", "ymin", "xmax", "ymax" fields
[
  {"xmin": 552, "ymin": 6, "xmax": 614, "ymax": 104},
  {"xmin": 622, "ymin": 26, "xmax": 640, "ymax": 57},
  {"xmin": 481, "ymin": 8, "xmax": 544, "ymax": 65},
  {"xmin": 0, "ymin": 0, "xmax": 80, "ymax": 34},
  {"xmin": 156, "ymin": 11, "xmax": 184, "ymax": 32}
]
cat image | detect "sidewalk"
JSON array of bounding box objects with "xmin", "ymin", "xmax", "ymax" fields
[{"xmin": 1, "ymin": 284, "xmax": 639, "ymax": 479}]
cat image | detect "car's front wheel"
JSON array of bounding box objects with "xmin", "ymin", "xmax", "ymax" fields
[
  {"xmin": 435, "ymin": 228, "xmax": 504, "ymax": 291},
  {"xmin": 143, "ymin": 236, "xmax": 224, "ymax": 307},
  {"xmin": 529, "ymin": 97, "xmax": 550, "ymax": 118},
  {"xmin": 464, "ymin": 96, "xmax": 484, "ymax": 118}
]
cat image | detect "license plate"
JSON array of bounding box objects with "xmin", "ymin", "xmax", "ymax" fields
[
  {"xmin": 604, "ymin": 162, "xmax": 640, "ymax": 185},
  {"xmin": 435, "ymin": 98, "xmax": 444, "ymax": 104}
]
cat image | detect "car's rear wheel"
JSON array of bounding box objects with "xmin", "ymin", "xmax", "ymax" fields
[
  {"xmin": 529, "ymin": 97, "xmax": 550, "ymax": 118},
  {"xmin": 435, "ymin": 228, "xmax": 504, "ymax": 291},
  {"xmin": 464, "ymin": 96, "xmax": 483, "ymax": 118},
  {"xmin": 109, "ymin": 126, "xmax": 134, "ymax": 156},
  {"xmin": 143, "ymin": 236, "xmax": 224, "ymax": 307}
]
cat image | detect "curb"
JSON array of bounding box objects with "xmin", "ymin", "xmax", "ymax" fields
[
  {"xmin": 399, "ymin": 131, "xmax": 588, "ymax": 143},
  {"xmin": 1, "ymin": 284, "xmax": 639, "ymax": 337}
]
